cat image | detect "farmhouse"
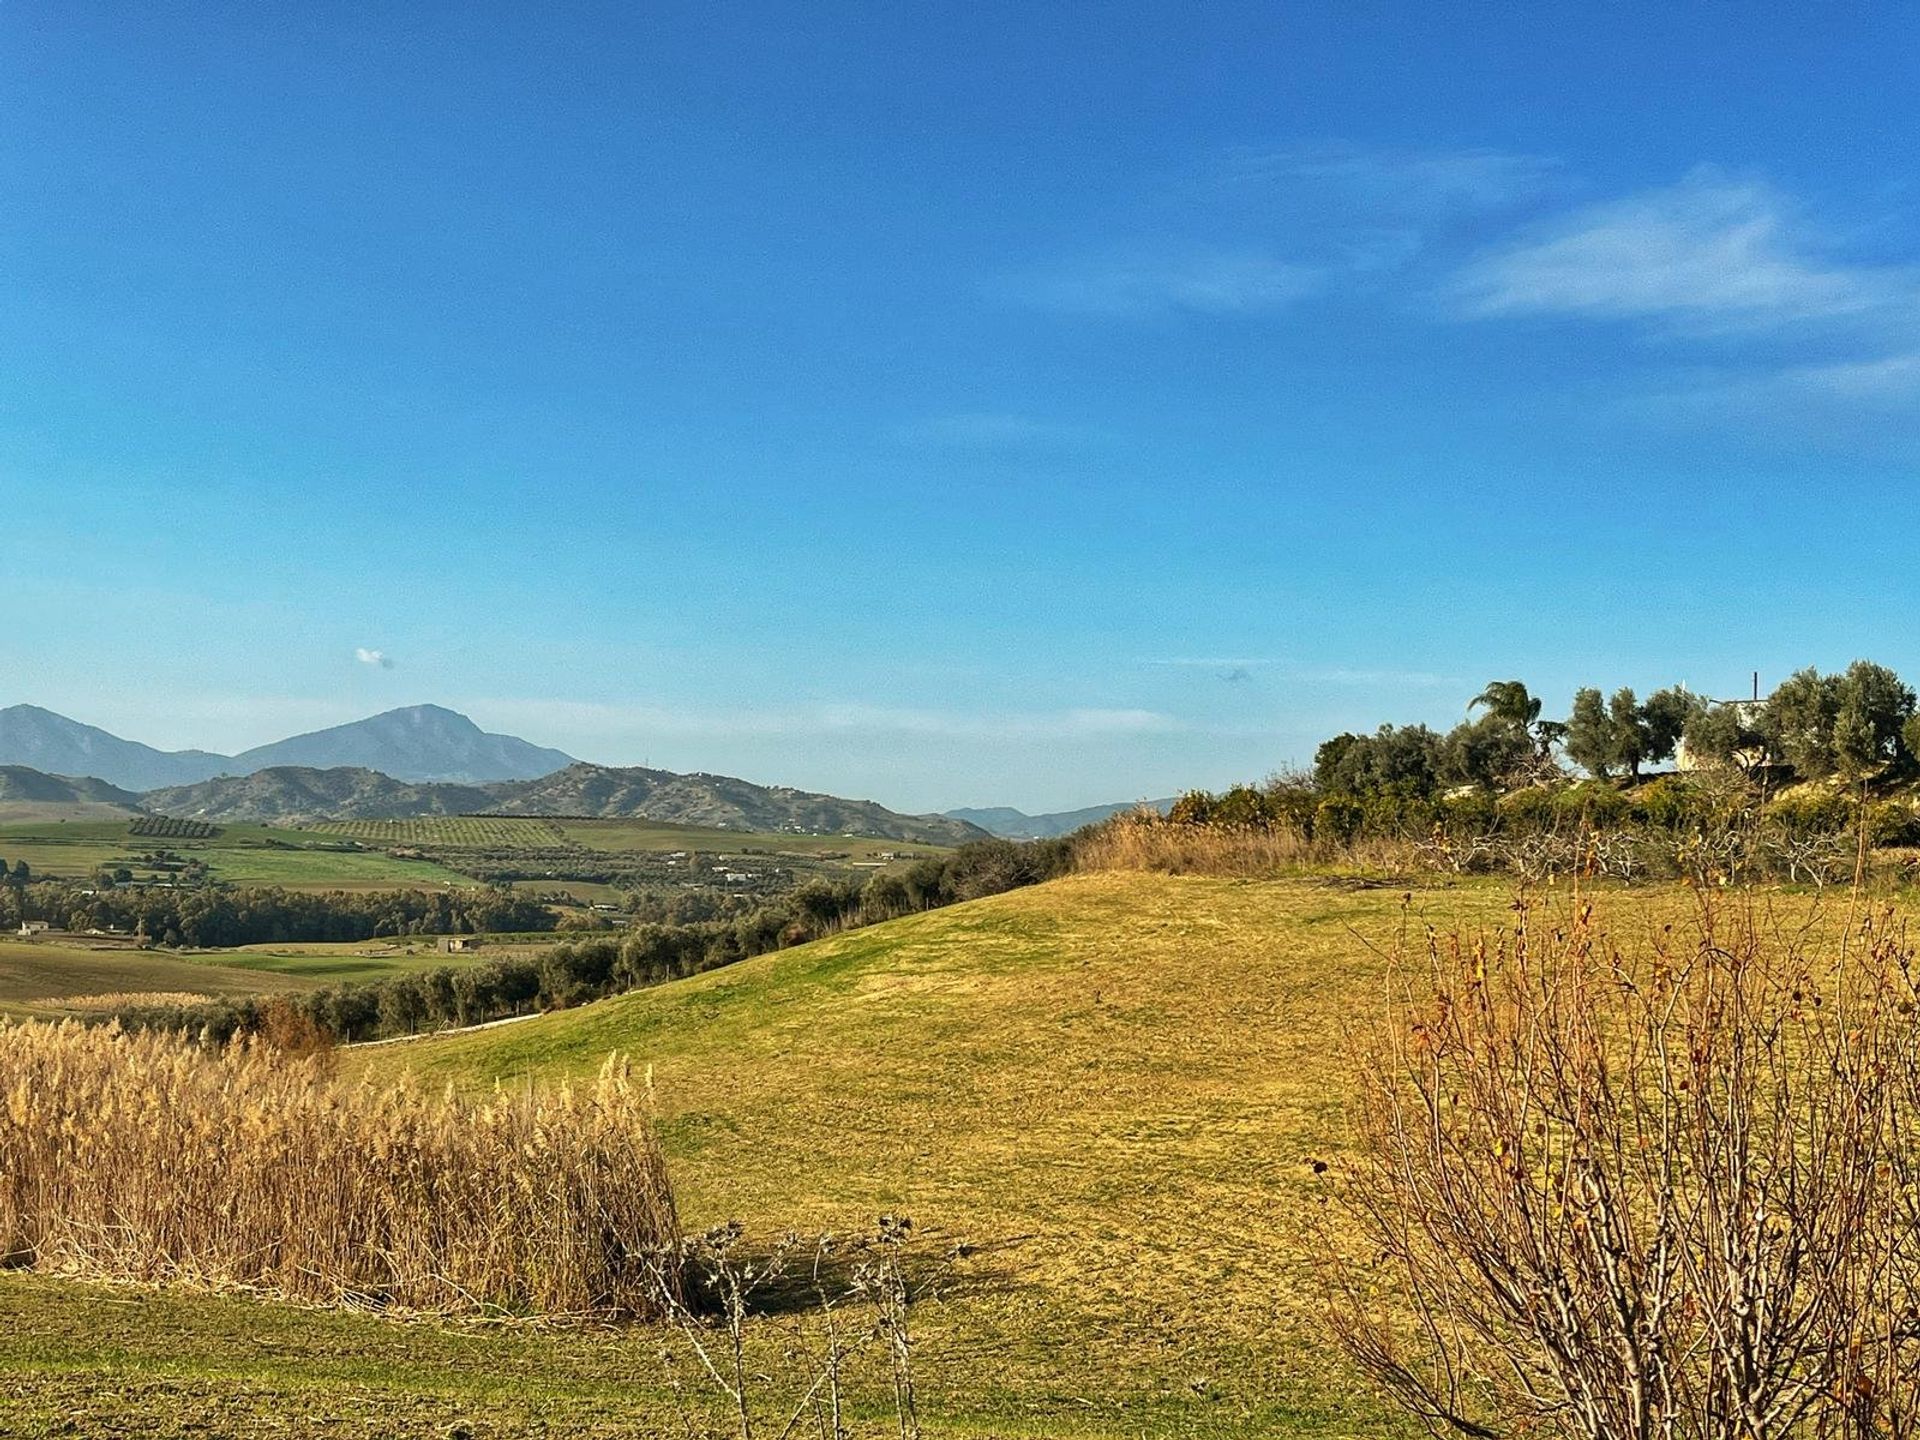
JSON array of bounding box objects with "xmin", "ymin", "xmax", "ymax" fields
[
  {"xmin": 440, "ymin": 936, "xmax": 481, "ymax": 954},
  {"xmin": 17, "ymin": 921, "xmax": 50, "ymax": 937}
]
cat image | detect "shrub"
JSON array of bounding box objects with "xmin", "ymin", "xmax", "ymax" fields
[{"xmin": 1324, "ymin": 894, "xmax": 1920, "ymax": 1438}]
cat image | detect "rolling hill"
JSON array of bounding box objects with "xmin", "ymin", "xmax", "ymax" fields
[
  {"xmin": 484, "ymin": 763, "xmax": 989, "ymax": 843},
  {"xmin": 142, "ymin": 768, "xmax": 497, "ymax": 825},
  {"xmin": 0, "ymin": 766, "xmax": 144, "ymax": 821},
  {"xmin": 134, "ymin": 761, "xmax": 989, "ymax": 842},
  {"xmin": 337, "ymin": 870, "xmax": 1493, "ymax": 1435},
  {"xmin": 1, "ymin": 870, "xmax": 1457, "ymax": 1437}
]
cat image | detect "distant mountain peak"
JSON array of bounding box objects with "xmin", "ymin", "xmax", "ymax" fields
[
  {"xmin": 231, "ymin": 707, "xmax": 575, "ymax": 785},
  {"xmin": 0, "ymin": 703, "xmax": 575, "ymax": 790}
]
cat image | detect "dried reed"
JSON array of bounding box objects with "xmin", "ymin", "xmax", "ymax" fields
[{"xmin": 0, "ymin": 1020, "xmax": 678, "ymax": 1318}]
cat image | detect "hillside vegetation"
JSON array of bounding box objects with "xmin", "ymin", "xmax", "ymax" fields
[
  {"xmin": 9, "ymin": 870, "xmax": 1465, "ymax": 1435},
  {"xmin": 0, "ymin": 766, "xmax": 142, "ymax": 817},
  {"xmin": 144, "ymin": 767, "xmax": 499, "ymax": 824}
]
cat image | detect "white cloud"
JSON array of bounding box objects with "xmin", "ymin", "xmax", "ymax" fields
[
  {"xmin": 1779, "ymin": 350, "xmax": 1920, "ymax": 399},
  {"xmin": 1454, "ymin": 169, "xmax": 1916, "ymax": 330},
  {"xmin": 354, "ymin": 647, "xmax": 395, "ymax": 670},
  {"xmin": 1004, "ymin": 249, "xmax": 1322, "ymax": 317}
]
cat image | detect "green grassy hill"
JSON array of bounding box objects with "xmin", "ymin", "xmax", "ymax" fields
[
  {"xmin": 4, "ymin": 870, "xmax": 1567, "ymax": 1436},
  {"xmin": 354, "ymin": 872, "xmax": 1529, "ymax": 1428}
]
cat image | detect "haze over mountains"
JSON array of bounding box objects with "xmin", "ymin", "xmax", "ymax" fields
[
  {"xmin": 943, "ymin": 799, "xmax": 1177, "ymax": 839},
  {"xmin": 0, "ymin": 704, "xmax": 990, "ymax": 843},
  {"xmin": 0, "ymin": 703, "xmax": 572, "ymax": 789},
  {"xmin": 146, "ymin": 764, "xmax": 986, "ymax": 843},
  {"xmin": 0, "ymin": 702, "xmax": 1146, "ymax": 843}
]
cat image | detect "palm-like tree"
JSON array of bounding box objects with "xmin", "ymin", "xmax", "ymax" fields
[{"xmin": 1471, "ymin": 680, "xmax": 1556, "ymax": 759}]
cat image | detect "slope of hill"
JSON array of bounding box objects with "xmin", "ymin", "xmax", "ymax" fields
[
  {"xmin": 0, "ymin": 766, "xmax": 145, "ymax": 821},
  {"xmin": 143, "ymin": 768, "xmax": 497, "ymax": 825},
  {"xmin": 230, "ymin": 704, "xmax": 574, "ymax": 784},
  {"xmin": 486, "ymin": 763, "xmax": 989, "ymax": 844},
  {"xmin": 946, "ymin": 797, "xmax": 1176, "ymax": 838},
  {"xmin": 336, "ymin": 870, "xmax": 1515, "ymax": 1435},
  {"xmin": 0, "ymin": 705, "xmax": 227, "ymax": 790}
]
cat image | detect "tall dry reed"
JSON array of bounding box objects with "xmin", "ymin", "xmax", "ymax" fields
[{"xmin": 0, "ymin": 1021, "xmax": 678, "ymax": 1317}]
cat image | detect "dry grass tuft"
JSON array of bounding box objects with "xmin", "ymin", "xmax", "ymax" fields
[
  {"xmin": 0, "ymin": 1021, "xmax": 678, "ymax": 1318},
  {"xmin": 1076, "ymin": 813, "xmax": 1414, "ymax": 876}
]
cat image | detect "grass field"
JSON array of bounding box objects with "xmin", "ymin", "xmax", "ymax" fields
[
  {"xmin": 0, "ymin": 819, "xmax": 474, "ymax": 892},
  {"xmin": 0, "ymin": 937, "xmax": 316, "ymax": 1017},
  {"xmin": 0, "ymin": 935, "xmax": 525, "ymax": 1014},
  {"xmin": 0, "ymin": 869, "xmax": 1550, "ymax": 1437},
  {"xmin": 4, "ymin": 870, "xmax": 1848, "ymax": 1436}
]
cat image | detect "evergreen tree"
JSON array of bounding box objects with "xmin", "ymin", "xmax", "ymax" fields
[{"xmin": 1564, "ymin": 688, "xmax": 1614, "ymax": 779}]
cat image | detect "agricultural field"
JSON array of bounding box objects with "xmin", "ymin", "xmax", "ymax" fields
[
  {"xmin": 0, "ymin": 936, "xmax": 314, "ymax": 1017},
  {"xmin": 0, "ymin": 867, "xmax": 1708, "ymax": 1438},
  {"xmin": 303, "ymin": 814, "xmax": 950, "ymax": 861},
  {"xmin": 0, "ymin": 818, "xmax": 473, "ymax": 892},
  {"xmin": 0, "ymin": 933, "xmax": 516, "ymax": 1015},
  {"xmin": 294, "ymin": 814, "xmax": 952, "ymax": 896}
]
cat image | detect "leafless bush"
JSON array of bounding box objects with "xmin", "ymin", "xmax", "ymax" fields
[
  {"xmin": 1321, "ymin": 888, "xmax": 1920, "ymax": 1439},
  {"xmin": 1414, "ymin": 830, "xmax": 1502, "ymax": 875},
  {"xmin": 1762, "ymin": 830, "xmax": 1855, "ymax": 890},
  {"xmin": 645, "ymin": 1215, "xmax": 939, "ymax": 1440}
]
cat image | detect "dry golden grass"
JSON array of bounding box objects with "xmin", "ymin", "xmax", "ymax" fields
[
  {"xmin": 9, "ymin": 872, "xmax": 1886, "ymax": 1436},
  {"xmin": 0, "ymin": 1021, "xmax": 678, "ymax": 1318},
  {"xmin": 35, "ymin": 990, "xmax": 218, "ymax": 1011},
  {"xmin": 1076, "ymin": 813, "xmax": 1415, "ymax": 876}
]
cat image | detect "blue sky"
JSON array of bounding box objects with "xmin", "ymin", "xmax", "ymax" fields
[{"xmin": 3, "ymin": 3, "xmax": 1918, "ymax": 812}]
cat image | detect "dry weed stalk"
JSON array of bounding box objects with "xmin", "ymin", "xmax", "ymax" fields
[
  {"xmin": 0, "ymin": 1020, "xmax": 678, "ymax": 1317},
  {"xmin": 1322, "ymin": 887, "xmax": 1920, "ymax": 1439},
  {"xmin": 647, "ymin": 1215, "xmax": 935, "ymax": 1440}
]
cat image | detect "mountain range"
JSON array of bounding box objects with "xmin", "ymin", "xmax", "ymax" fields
[
  {"xmin": 0, "ymin": 702, "xmax": 1142, "ymax": 844},
  {"xmin": 944, "ymin": 798, "xmax": 1176, "ymax": 839},
  {"xmin": 0, "ymin": 703, "xmax": 573, "ymax": 789},
  {"xmin": 145, "ymin": 763, "xmax": 985, "ymax": 843}
]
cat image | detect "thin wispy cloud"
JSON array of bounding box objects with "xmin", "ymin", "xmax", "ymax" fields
[
  {"xmin": 1454, "ymin": 169, "xmax": 1917, "ymax": 331},
  {"xmin": 1002, "ymin": 249, "xmax": 1323, "ymax": 318},
  {"xmin": 470, "ymin": 699, "xmax": 1182, "ymax": 744},
  {"xmin": 1227, "ymin": 142, "xmax": 1561, "ymax": 217},
  {"xmin": 1647, "ymin": 348, "xmax": 1920, "ymax": 443},
  {"xmin": 354, "ymin": 648, "xmax": 395, "ymax": 670}
]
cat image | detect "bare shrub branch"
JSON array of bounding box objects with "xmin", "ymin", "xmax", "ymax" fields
[{"xmin": 1320, "ymin": 889, "xmax": 1920, "ymax": 1439}]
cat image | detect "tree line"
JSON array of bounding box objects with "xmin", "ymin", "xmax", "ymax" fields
[
  {"xmin": 0, "ymin": 881, "xmax": 557, "ymax": 947},
  {"xmin": 1313, "ymin": 661, "xmax": 1920, "ymax": 799},
  {"xmin": 105, "ymin": 837, "xmax": 1077, "ymax": 1046}
]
